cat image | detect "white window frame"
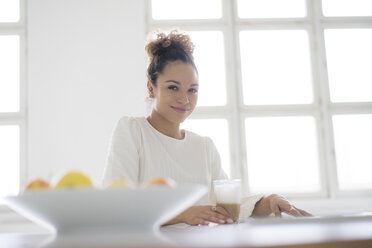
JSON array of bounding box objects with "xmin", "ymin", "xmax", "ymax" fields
[
  {"xmin": 0, "ymin": 0, "xmax": 27, "ymax": 196},
  {"xmin": 146, "ymin": 0, "xmax": 372, "ymax": 200}
]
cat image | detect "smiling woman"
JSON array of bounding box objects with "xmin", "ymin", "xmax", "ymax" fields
[{"xmin": 102, "ymin": 29, "xmax": 311, "ymax": 226}]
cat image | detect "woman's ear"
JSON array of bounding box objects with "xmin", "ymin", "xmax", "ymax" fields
[{"xmin": 147, "ymin": 81, "xmax": 154, "ymax": 98}]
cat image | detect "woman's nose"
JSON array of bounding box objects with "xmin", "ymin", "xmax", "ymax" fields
[{"xmin": 177, "ymin": 92, "xmax": 189, "ymax": 104}]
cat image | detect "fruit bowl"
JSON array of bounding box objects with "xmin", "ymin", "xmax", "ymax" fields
[{"xmin": 4, "ymin": 185, "xmax": 207, "ymax": 234}]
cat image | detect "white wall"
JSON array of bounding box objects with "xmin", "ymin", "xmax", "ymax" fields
[{"xmin": 27, "ymin": 0, "xmax": 147, "ymax": 186}]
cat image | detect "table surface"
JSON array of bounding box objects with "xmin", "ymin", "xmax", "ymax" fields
[{"xmin": 1, "ymin": 214, "xmax": 372, "ymax": 248}]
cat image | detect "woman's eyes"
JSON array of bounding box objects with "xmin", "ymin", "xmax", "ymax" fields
[{"xmin": 167, "ymin": 85, "xmax": 198, "ymax": 93}]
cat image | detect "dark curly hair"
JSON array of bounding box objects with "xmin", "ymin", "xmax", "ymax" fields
[{"xmin": 145, "ymin": 29, "xmax": 198, "ymax": 86}]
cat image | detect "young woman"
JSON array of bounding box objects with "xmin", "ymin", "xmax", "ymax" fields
[{"xmin": 103, "ymin": 30, "xmax": 311, "ymax": 226}]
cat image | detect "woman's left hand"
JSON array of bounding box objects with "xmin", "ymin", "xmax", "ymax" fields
[{"xmin": 251, "ymin": 194, "xmax": 312, "ymax": 217}]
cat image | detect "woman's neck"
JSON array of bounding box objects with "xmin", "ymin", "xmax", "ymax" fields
[{"xmin": 147, "ymin": 112, "xmax": 184, "ymax": 140}]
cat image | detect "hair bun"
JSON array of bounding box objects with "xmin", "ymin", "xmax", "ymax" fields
[{"xmin": 145, "ymin": 29, "xmax": 195, "ymax": 62}]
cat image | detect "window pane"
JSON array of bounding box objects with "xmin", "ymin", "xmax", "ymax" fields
[
  {"xmin": 245, "ymin": 116, "xmax": 320, "ymax": 193},
  {"xmin": 325, "ymin": 29, "xmax": 372, "ymax": 103},
  {"xmin": 0, "ymin": 35, "xmax": 20, "ymax": 112},
  {"xmin": 322, "ymin": 0, "xmax": 372, "ymax": 16},
  {"xmin": 0, "ymin": 125, "xmax": 20, "ymax": 197},
  {"xmin": 240, "ymin": 30, "xmax": 313, "ymax": 105},
  {"xmin": 181, "ymin": 119, "xmax": 231, "ymax": 177},
  {"xmin": 151, "ymin": 0, "xmax": 222, "ymax": 20},
  {"xmin": 237, "ymin": 0, "xmax": 306, "ymax": 18},
  {"xmin": 0, "ymin": 0, "xmax": 19, "ymax": 22},
  {"xmin": 188, "ymin": 31, "xmax": 226, "ymax": 106},
  {"xmin": 333, "ymin": 115, "xmax": 372, "ymax": 190}
]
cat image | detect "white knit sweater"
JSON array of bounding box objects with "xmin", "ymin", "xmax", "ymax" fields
[{"xmin": 103, "ymin": 116, "xmax": 263, "ymax": 220}]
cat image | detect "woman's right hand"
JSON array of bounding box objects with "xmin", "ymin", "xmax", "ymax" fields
[{"xmin": 164, "ymin": 205, "xmax": 234, "ymax": 226}]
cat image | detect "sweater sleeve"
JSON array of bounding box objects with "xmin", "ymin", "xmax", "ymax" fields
[
  {"xmin": 102, "ymin": 117, "xmax": 141, "ymax": 187},
  {"xmin": 239, "ymin": 194, "xmax": 264, "ymax": 221}
]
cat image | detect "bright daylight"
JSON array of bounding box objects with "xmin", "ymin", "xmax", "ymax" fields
[{"xmin": 0, "ymin": 0, "xmax": 372, "ymax": 247}]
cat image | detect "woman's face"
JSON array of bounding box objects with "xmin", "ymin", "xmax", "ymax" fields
[{"xmin": 150, "ymin": 60, "xmax": 199, "ymax": 125}]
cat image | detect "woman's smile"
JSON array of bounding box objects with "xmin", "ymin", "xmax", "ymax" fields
[{"xmin": 171, "ymin": 106, "xmax": 189, "ymax": 113}]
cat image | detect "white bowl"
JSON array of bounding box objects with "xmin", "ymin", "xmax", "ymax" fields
[{"xmin": 4, "ymin": 185, "xmax": 207, "ymax": 234}]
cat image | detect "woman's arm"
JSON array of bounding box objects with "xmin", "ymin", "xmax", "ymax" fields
[
  {"xmin": 251, "ymin": 194, "xmax": 312, "ymax": 217},
  {"xmin": 163, "ymin": 205, "xmax": 233, "ymax": 226}
]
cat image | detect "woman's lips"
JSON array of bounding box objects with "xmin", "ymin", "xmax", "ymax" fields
[{"xmin": 171, "ymin": 106, "xmax": 189, "ymax": 113}]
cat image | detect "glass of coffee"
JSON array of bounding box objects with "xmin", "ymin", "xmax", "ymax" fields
[{"xmin": 213, "ymin": 179, "xmax": 241, "ymax": 223}]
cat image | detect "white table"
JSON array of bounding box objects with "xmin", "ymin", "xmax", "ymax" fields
[{"xmin": 1, "ymin": 213, "xmax": 372, "ymax": 248}]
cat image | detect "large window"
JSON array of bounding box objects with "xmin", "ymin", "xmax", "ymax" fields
[
  {"xmin": 147, "ymin": 0, "xmax": 372, "ymax": 197},
  {"xmin": 0, "ymin": 0, "xmax": 25, "ymax": 200}
]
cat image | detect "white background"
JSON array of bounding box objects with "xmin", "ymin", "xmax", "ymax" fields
[{"xmin": 27, "ymin": 0, "xmax": 147, "ymax": 186}]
